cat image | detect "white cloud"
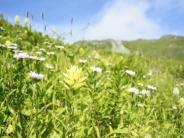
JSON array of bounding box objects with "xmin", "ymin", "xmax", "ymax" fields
[
  {"xmin": 13, "ymin": 0, "xmax": 184, "ymax": 42},
  {"xmin": 41, "ymin": 0, "xmax": 184, "ymax": 42},
  {"xmin": 81, "ymin": 0, "xmax": 161, "ymax": 40},
  {"xmin": 81, "ymin": 0, "xmax": 184, "ymax": 41}
]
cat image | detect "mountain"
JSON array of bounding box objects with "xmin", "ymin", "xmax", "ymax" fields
[{"xmin": 74, "ymin": 35, "xmax": 184, "ymax": 60}]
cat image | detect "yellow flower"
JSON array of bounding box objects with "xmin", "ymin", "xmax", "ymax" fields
[
  {"xmin": 63, "ymin": 66, "xmax": 86, "ymax": 89},
  {"xmin": 24, "ymin": 17, "xmax": 29, "ymax": 26},
  {"xmin": 178, "ymin": 98, "xmax": 184, "ymax": 107},
  {"xmin": 6, "ymin": 124, "xmax": 14, "ymax": 135},
  {"xmin": 14, "ymin": 15, "xmax": 20, "ymax": 24},
  {"xmin": 5, "ymin": 40, "xmax": 12, "ymax": 46}
]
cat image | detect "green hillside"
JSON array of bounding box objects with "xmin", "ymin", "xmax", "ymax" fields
[
  {"xmin": 123, "ymin": 35, "xmax": 184, "ymax": 60},
  {"xmin": 75, "ymin": 35, "xmax": 184, "ymax": 60},
  {"xmin": 1, "ymin": 16, "xmax": 184, "ymax": 137}
]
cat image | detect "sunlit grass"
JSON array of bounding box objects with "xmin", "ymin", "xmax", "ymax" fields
[{"xmin": 0, "ymin": 15, "xmax": 184, "ymax": 137}]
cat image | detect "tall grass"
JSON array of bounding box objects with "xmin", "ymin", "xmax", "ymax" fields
[{"xmin": 0, "ymin": 16, "xmax": 184, "ymax": 137}]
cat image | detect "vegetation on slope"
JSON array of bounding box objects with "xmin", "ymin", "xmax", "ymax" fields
[
  {"xmin": 123, "ymin": 35, "xmax": 184, "ymax": 60},
  {"xmin": 0, "ymin": 16, "xmax": 184, "ymax": 137},
  {"xmin": 75, "ymin": 35, "xmax": 184, "ymax": 61}
]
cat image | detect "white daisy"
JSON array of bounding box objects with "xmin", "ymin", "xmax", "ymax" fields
[
  {"xmin": 55, "ymin": 45, "xmax": 64, "ymax": 49},
  {"xmin": 47, "ymin": 52, "xmax": 55, "ymax": 55},
  {"xmin": 38, "ymin": 57, "xmax": 46, "ymax": 61},
  {"xmin": 29, "ymin": 56, "xmax": 38, "ymax": 60},
  {"xmin": 29, "ymin": 72, "xmax": 44, "ymax": 80},
  {"xmin": 8, "ymin": 44, "xmax": 17, "ymax": 50},
  {"xmin": 143, "ymin": 75, "xmax": 146, "ymax": 78},
  {"xmin": 137, "ymin": 103, "xmax": 144, "ymax": 108},
  {"xmin": 128, "ymin": 87, "xmax": 139, "ymax": 94},
  {"xmin": 125, "ymin": 70, "xmax": 136, "ymax": 76},
  {"xmin": 147, "ymin": 85, "xmax": 157, "ymax": 91},
  {"xmin": 45, "ymin": 64, "xmax": 53, "ymax": 70},
  {"xmin": 173, "ymin": 87, "xmax": 180, "ymax": 96},
  {"xmin": 138, "ymin": 83, "xmax": 144, "ymax": 87},
  {"xmin": 0, "ymin": 27, "xmax": 5, "ymax": 31},
  {"xmin": 14, "ymin": 52, "xmax": 30, "ymax": 59},
  {"xmin": 172, "ymin": 105, "xmax": 177, "ymax": 110},
  {"xmin": 35, "ymin": 51, "xmax": 42, "ymax": 55},
  {"xmin": 79, "ymin": 59, "xmax": 87, "ymax": 64},
  {"xmin": 147, "ymin": 70, "xmax": 153, "ymax": 76},
  {"xmin": 91, "ymin": 66, "xmax": 102, "ymax": 73},
  {"xmin": 139, "ymin": 89, "xmax": 150, "ymax": 95},
  {"xmin": 0, "ymin": 44, "xmax": 4, "ymax": 48}
]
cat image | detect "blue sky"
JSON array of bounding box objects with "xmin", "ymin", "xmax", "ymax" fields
[{"xmin": 1, "ymin": 0, "xmax": 184, "ymax": 41}]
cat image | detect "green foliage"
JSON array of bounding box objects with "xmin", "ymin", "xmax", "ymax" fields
[
  {"xmin": 123, "ymin": 35, "xmax": 184, "ymax": 60},
  {"xmin": 0, "ymin": 18, "xmax": 184, "ymax": 137},
  {"xmin": 75, "ymin": 35, "xmax": 184, "ymax": 61}
]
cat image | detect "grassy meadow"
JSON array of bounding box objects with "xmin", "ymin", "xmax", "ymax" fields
[{"xmin": 0, "ymin": 15, "xmax": 184, "ymax": 137}]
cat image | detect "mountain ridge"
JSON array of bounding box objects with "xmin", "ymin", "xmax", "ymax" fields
[{"xmin": 74, "ymin": 35, "xmax": 184, "ymax": 60}]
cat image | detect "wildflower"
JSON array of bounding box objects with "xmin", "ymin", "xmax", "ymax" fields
[
  {"xmin": 14, "ymin": 52, "xmax": 30, "ymax": 59},
  {"xmin": 29, "ymin": 56, "xmax": 38, "ymax": 60},
  {"xmin": 40, "ymin": 48, "xmax": 46, "ymax": 51},
  {"xmin": 172, "ymin": 105, "xmax": 177, "ymax": 110},
  {"xmin": 139, "ymin": 89, "xmax": 150, "ymax": 95},
  {"xmin": 38, "ymin": 57, "xmax": 46, "ymax": 61},
  {"xmin": 147, "ymin": 70, "xmax": 153, "ymax": 76},
  {"xmin": 47, "ymin": 51, "xmax": 55, "ymax": 55},
  {"xmin": 35, "ymin": 51, "xmax": 42, "ymax": 55},
  {"xmin": 147, "ymin": 85, "xmax": 157, "ymax": 91},
  {"xmin": 173, "ymin": 87, "xmax": 180, "ymax": 96},
  {"xmin": 91, "ymin": 66, "xmax": 102, "ymax": 73},
  {"xmin": 137, "ymin": 103, "xmax": 144, "ymax": 108},
  {"xmin": 128, "ymin": 87, "xmax": 139, "ymax": 94},
  {"xmin": 29, "ymin": 72, "xmax": 44, "ymax": 80},
  {"xmin": 8, "ymin": 45, "xmax": 17, "ymax": 50},
  {"xmin": 0, "ymin": 26, "xmax": 5, "ymax": 31},
  {"xmin": 28, "ymin": 56, "xmax": 45, "ymax": 61},
  {"xmin": 14, "ymin": 15, "xmax": 20, "ymax": 24},
  {"xmin": 0, "ymin": 44, "xmax": 5, "ymax": 48},
  {"xmin": 6, "ymin": 124, "xmax": 14, "ymax": 135},
  {"xmin": 138, "ymin": 83, "xmax": 144, "ymax": 87},
  {"xmin": 79, "ymin": 59, "xmax": 87, "ymax": 64},
  {"xmin": 55, "ymin": 45, "xmax": 64, "ymax": 49},
  {"xmin": 120, "ymin": 110, "xmax": 123, "ymax": 115},
  {"xmin": 24, "ymin": 17, "xmax": 29, "ymax": 26},
  {"xmin": 5, "ymin": 40, "xmax": 12, "ymax": 46},
  {"xmin": 45, "ymin": 64, "xmax": 53, "ymax": 70},
  {"xmin": 125, "ymin": 70, "xmax": 135, "ymax": 76},
  {"xmin": 5, "ymin": 41, "xmax": 17, "ymax": 50},
  {"xmin": 178, "ymin": 98, "xmax": 184, "ymax": 107},
  {"xmin": 63, "ymin": 66, "xmax": 86, "ymax": 89}
]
